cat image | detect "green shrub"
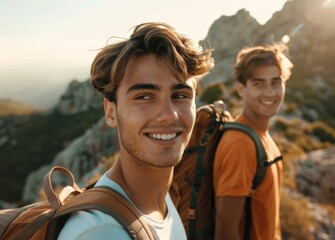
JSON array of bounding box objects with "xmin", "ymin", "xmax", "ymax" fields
[
  {"xmin": 307, "ymin": 121, "xmax": 335, "ymax": 143},
  {"xmin": 284, "ymin": 103, "xmax": 298, "ymax": 115},
  {"xmin": 273, "ymin": 117, "xmax": 290, "ymax": 132},
  {"xmin": 200, "ymin": 82, "xmax": 225, "ymax": 104}
]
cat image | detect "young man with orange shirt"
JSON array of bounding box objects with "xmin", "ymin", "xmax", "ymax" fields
[{"xmin": 213, "ymin": 44, "xmax": 293, "ymax": 240}]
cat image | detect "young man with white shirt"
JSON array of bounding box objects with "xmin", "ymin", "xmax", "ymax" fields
[{"xmin": 58, "ymin": 22, "xmax": 213, "ymax": 239}]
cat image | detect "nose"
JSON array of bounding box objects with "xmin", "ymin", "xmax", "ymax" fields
[
  {"xmin": 156, "ymin": 99, "xmax": 179, "ymax": 123},
  {"xmin": 263, "ymin": 84, "xmax": 276, "ymax": 97}
]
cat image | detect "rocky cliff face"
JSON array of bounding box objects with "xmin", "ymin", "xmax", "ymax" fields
[
  {"xmin": 22, "ymin": 117, "xmax": 119, "ymax": 203},
  {"xmin": 54, "ymin": 79, "xmax": 102, "ymax": 115},
  {"xmin": 199, "ymin": 9, "xmax": 261, "ymax": 88},
  {"xmin": 291, "ymin": 146, "xmax": 335, "ymax": 239}
]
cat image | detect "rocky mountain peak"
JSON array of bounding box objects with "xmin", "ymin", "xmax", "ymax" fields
[
  {"xmin": 202, "ymin": 8, "xmax": 260, "ymax": 58},
  {"xmin": 53, "ymin": 79, "xmax": 102, "ymax": 115}
]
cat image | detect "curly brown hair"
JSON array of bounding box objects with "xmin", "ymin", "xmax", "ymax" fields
[
  {"xmin": 91, "ymin": 22, "xmax": 214, "ymax": 103},
  {"xmin": 234, "ymin": 43, "xmax": 293, "ymax": 86}
]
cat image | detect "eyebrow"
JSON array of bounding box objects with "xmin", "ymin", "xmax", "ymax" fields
[
  {"xmin": 126, "ymin": 83, "xmax": 193, "ymax": 93},
  {"xmin": 251, "ymin": 78, "xmax": 265, "ymax": 81},
  {"xmin": 173, "ymin": 83, "xmax": 193, "ymax": 91},
  {"xmin": 127, "ymin": 83, "xmax": 160, "ymax": 93},
  {"xmin": 251, "ymin": 76, "xmax": 282, "ymax": 81}
]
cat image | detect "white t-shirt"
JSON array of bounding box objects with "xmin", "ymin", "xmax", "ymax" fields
[{"xmin": 57, "ymin": 172, "xmax": 186, "ymax": 240}]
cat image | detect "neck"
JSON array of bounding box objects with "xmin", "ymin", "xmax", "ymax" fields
[
  {"xmin": 241, "ymin": 111, "xmax": 270, "ymax": 132},
  {"xmin": 107, "ymin": 157, "xmax": 173, "ymax": 219}
]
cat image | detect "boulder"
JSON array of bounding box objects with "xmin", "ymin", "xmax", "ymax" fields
[{"xmin": 296, "ymin": 146, "xmax": 335, "ymax": 204}]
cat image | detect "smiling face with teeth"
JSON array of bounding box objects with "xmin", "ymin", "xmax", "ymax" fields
[
  {"xmin": 104, "ymin": 54, "xmax": 196, "ymax": 168},
  {"xmin": 237, "ymin": 65, "xmax": 286, "ymax": 130}
]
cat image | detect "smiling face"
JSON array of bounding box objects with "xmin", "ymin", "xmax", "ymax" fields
[
  {"xmin": 104, "ymin": 54, "xmax": 196, "ymax": 168},
  {"xmin": 237, "ymin": 65, "xmax": 286, "ymax": 128}
]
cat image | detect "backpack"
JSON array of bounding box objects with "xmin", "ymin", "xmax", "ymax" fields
[
  {"xmin": 0, "ymin": 166, "xmax": 154, "ymax": 240},
  {"xmin": 169, "ymin": 100, "xmax": 277, "ymax": 240}
]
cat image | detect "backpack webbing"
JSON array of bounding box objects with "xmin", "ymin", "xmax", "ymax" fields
[
  {"xmin": 187, "ymin": 121, "xmax": 268, "ymax": 240},
  {"xmin": 222, "ymin": 122, "xmax": 268, "ymax": 191},
  {"xmin": 47, "ymin": 186, "xmax": 155, "ymax": 240},
  {"xmin": 221, "ymin": 122, "xmax": 283, "ymax": 240},
  {"xmin": 185, "ymin": 110, "xmax": 222, "ymax": 240},
  {"xmin": 222, "ymin": 122, "xmax": 267, "ymax": 240},
  {"xmin": 0, "ymin": 166, "xmax": 155, "ymax": 240}
]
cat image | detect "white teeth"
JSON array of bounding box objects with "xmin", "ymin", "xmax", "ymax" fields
[
  {"xmin": 261, "ymin": 100, "xmax": 275, "ymax": 105},
  {"xmin": 149, "ymin": 133, "xmax": 177, "ymax": 140}
]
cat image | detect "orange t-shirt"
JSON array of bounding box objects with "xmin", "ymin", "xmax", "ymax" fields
[{"xmin": 213, "ymin": 115, "xmax": 282, "ymax": 240}]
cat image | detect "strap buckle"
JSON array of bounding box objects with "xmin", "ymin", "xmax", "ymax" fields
[
  {"xmin": 187, "ymin": 208, "xmax": 196, "ymax": 220},
  {"xmin": 249, "ymin": 189, "xmax": 256, "ymax": 197}
]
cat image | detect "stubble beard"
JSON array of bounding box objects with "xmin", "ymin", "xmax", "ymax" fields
[{"xmin": 119, "ymin": 134, "xmax": 181, "ymax": 168}]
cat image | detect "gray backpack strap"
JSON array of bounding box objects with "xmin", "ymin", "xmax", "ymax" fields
[
  {"xmin": 221, "ymin": 122, "xmax": 268, "ymax": 189},
  {"xmin": 222, "ymin": 122, "xmax": 280, "ymax": 240}
]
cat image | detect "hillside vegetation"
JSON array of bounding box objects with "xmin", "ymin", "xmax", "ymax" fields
[
  {"xmin": 0, "ymin": 107, "xmax": 104, "ymax": 202},
  {"xmin": 0, "ymin": 99, "xmax": 40, "ymax": 116}
]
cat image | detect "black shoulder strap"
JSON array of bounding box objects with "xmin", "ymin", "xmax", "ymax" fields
[
  {"xmin": 221, "ymin": 122, "xmax": 267, "ymax": 190},
  {"xmin": 49, "ymin": 187, "xmax": 155, "ymax": 240},
  {"xmin": 221, "ymin": 122, "xmax": 268, "ymax": 240}
]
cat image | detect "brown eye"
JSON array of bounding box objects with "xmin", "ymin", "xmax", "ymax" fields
[
  {"xmin": 173, "ymin": 93, "xmax": 187, "ymax": 99},
  {"xmin": 136, "ymin": 94, "xmax": 152, "ymax": 100},
  {"xmin": 273, "ymin": 79, "xmax": 282, "ymax": 86}
]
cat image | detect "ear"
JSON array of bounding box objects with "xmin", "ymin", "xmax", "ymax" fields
[
  {"xmin": 104, "ymin": 98, "xmax": 117, "ymax": 128},
  {"xmin": 236, "ymin": 82, "xmax": 245, "ymax": 98}
]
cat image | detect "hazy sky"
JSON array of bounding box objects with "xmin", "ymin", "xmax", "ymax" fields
[{"xmin": 0, "ymin": 0, "xmax": 288, "ymax": 109}]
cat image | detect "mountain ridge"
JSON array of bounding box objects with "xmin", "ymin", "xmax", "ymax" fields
[{"xmin": 0, "ymin": 98, "xmax": 41, "ymax": 117}]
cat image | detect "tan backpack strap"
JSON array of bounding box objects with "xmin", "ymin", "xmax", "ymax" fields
[
  {"xmin": 43, "ymin": 166, "xmax": 82, "ymax": 209},
  {"xmin": 52, "ymin": 187, "xmax": 155, "ymax": 240}
]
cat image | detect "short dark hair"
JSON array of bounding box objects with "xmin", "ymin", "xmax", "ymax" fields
[{"xmin": 91, "ymin": 22, "xmax": 214, "ymax": 102}]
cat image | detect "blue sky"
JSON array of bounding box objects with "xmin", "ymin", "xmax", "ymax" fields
[{"xmin": 0, "ymin": 0, "xmax": 288, "ymax": 108}]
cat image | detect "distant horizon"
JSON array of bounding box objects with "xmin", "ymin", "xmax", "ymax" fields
[{"xmin": 0, "ymin": 0, "xmax": 288, "ymax": 109}]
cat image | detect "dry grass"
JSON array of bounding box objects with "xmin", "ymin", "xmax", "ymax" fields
[
  {"xmin": 320, "ymin": 203, "xmax": 335, "ymax": 220},
  {"xmin": 0, "ymin": 99, "xmax": 40, "ymax": 116},
  {"xmin": 102, "ymin": 153, "xmax": 119, "ymax": 171},
  {"xmin": 280, "ymin": 190, "xmax": 316, "ymax": 240}
]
